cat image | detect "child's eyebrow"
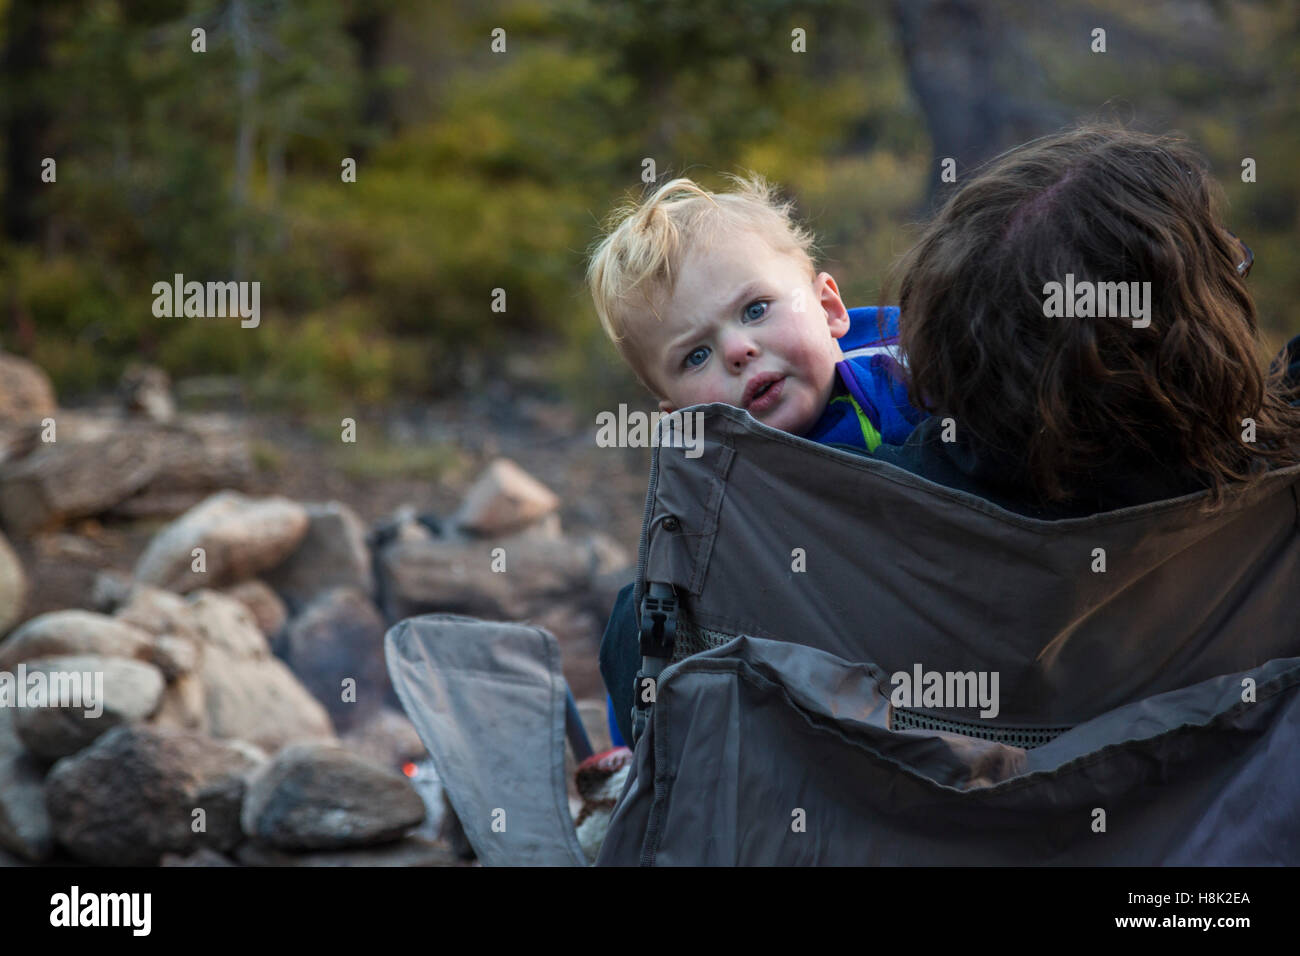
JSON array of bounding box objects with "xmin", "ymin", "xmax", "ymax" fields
[
  {"xmin": 662, "ymin": 280, "xmax": 767, "ymax": 361},
  {"xmin": 721, "ymin": 280, "xmax": 765, "ymax": 319}
]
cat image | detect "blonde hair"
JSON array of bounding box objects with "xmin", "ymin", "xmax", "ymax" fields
[{"xmin": 586, "ymin": 173, "xmax": 817, "ymax": 393}]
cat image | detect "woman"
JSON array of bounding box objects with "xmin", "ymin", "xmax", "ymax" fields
[{"xmin": 874, "ymin": 125, "xmax": 1300, "ymax": 516}]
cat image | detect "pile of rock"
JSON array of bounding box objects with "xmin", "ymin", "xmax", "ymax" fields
[
  {"xmin": 0, "ymin": 354, "xmax": 632, "ymax": 866},
  {"xmin": 0, "ymin": 357, "xmax": 253, "ymax": 537}
]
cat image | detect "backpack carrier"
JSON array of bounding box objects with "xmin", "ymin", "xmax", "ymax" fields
[{"xmin": 387, "ymin": 353, "xmax": 1300, "ymax": 867}]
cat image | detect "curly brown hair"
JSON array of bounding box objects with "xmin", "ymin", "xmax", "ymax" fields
[{"xmin": 887, "ymin": 125, "xmax": 1300, "ymax": 508}]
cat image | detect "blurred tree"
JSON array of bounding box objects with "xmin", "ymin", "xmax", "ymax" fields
[
  {"xmin": 892, "ymin": 0, "xmax": 1066, "ymax": 207},
  {"xmin": 0, "ymin": 0, "xmax": 1294, "ymax": 408},
  {"xmin": 2, "ymin": 0, "xmax": 68, "ymax": 243}
]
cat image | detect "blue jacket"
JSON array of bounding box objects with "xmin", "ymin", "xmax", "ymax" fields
[{"xmin": 801, "ymin": 307, "xmax": 925, "ymax": 451}]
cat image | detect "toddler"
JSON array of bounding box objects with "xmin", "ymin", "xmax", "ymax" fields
[{"xmin": 586, "ymin": 174, "xmax": 923, "ymax": 452}]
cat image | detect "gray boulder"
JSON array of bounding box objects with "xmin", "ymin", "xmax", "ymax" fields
[
  {"xmin": 241, "ymin": 741, "xmax": 425, "ymax": 850},
  {"xmin": 133, "ymin": 491, "xmax": 309, "ymax": 593},
  {"xmin": 12, "ymin": 654, "xmax": 165, "ymax": 760},
  {"xmin": 377, "ymin": 527, "xmax": 629, "ymax": 622},
  {"xmin": 105, "ymin": 415, "xmax": 255, "ymax": 520},
  {"xmin": 453, "ymin": 457, "xmax": 560, "ymax": 537},
  {"xmin": 0, "ymin": 530, "xmax": 26, "ymax": 635},
  {"xmin": 0, "ymin": 752, "xmax": 52, "ymax": 862},
  {"xmin": 113, "ymin": 584, "xmax": 204, "ymax": 643},
  {"xmin": 264, "ymin": 501, "xmax": 374, "ymax": 613},
  {"xmin": 0, "ymin": 352, "xmax": 57, "ymax": 425},
  {"xmin": 221, "ymin": 579, "xmax": 287, "ymax": 642},
  {"xmin": 0, "ymin": 417, "xmax": 163, "ymax": 534},
  {"xmin": 282, "ymin": 587, "xmax": 390, "ymax": 730},
  {"xmin": 0, "ymin": 610, "xmax": 155, "ymax": 672},
  {"xmin": 44, "ymin": 725, "xmax": 264, "ymax": 865},
  {"xmin": 184, "ymin": 590, "xmax": 335, "ymax": 752}
]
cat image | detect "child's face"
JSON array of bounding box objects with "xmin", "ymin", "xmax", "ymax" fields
[{"xmin": 635, "ymin": 228, "xmax": 851, "ymax": 436}]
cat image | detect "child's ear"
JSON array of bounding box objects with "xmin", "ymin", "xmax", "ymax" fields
[{"xmin": 817, "ymin": 273, "xmax": 851, "ymax": 338}]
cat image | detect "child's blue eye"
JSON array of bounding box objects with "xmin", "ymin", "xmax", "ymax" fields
[
  {"xmin": 684, "ymin": 346, "xmax": 710, "ymax": 368},
  {"xmin": 743, "ymin": 300, "xmax": 769, "ymax": 321}
]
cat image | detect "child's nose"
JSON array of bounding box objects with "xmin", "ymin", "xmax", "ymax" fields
[{"xmin": 722, "ymin": 332, "xmax": 760, "ymax": 368}]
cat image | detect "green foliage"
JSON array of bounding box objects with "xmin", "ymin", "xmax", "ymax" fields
[{"xmin": 1, "ymin": 0, "xmax": 1297, "ymax": 412}]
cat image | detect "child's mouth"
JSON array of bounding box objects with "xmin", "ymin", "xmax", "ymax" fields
[{"xmin": 746, "ymin": 377, "xmax": 784, "ymax": 413}]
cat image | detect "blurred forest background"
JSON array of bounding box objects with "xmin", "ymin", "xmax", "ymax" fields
[{"xmin": 2, "ymin": 0, "xmax": 1298, "ymax": 420}]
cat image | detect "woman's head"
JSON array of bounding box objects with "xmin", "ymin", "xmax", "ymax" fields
[{"xmin": 890, "ymin": 124, "xmax": 1299, "ymax": 506}]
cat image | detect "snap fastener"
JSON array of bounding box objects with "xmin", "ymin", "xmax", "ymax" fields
[{"xmin": 661, "ymin": 516, "xmax": 680, "ymax": 532}]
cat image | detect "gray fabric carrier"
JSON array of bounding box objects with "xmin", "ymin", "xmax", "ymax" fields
[
  {"xmin": 597, "ymin": 403, "xmax": 1300, "ymax": 865},
  {"xmin": 386, "ymin": 615, "xmax": 588, "ymax": 866},
  {"xmin": 386, "ymin": 402, "xmax": 1300, "ymax": 865}
]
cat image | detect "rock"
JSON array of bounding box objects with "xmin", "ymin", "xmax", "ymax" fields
[
  {"xmin": 112, "ymin": 588, "xmax": 325, "ymax": 748},
  {"xmin": 377, "ymin": 529, "xmax": 625, "ymax": 623},
  {"xmin": 0, "ymin": 706, "xmax": 18, "ymax": 757},
  {"xmin": 241, "ymin": 741, "xmax": 425, "ymax": 851},
  {"xmin": 112, "ymin": 584, "xmax": 202, "ymax": 641},
  {"xmin": 263, "ymin": 502, "xmax": 374, "ymax": 613},
  {"xmin": 33, "ymin": 531, "xmax": 109, "ymax": 566},
  {"xmin": 0, "ymin": 422, "xmax": 39, "ymax": 469},
  {"xmin": 160, "ymin": 847, "xmax": 238, "ymax": 866},
  {"xmin": 454, "ymin": 458, "xmax": 561, "ymax": 537},
  {"xmin": 90, "ymin": 569, "xmax": 134, "ymax": 613},
  {"xmin": 201, "ymin": 649, "xmax": 335, "ymax": 753},
  {"xmin": 234, "ymin": 835, "xmax": 460, "ymax": 867},
  {"xmin": 44, "ymin": 725, "xmax": 263, "ymax": 865},
  {"xmin": 0, "ymin": 419, "xmax": 163, "ymax": 534},
  {"xmin": 142, "ymin": 635, "xmax": 201, "ymax": 682},
  {"xmin": 591, "ymin": 568, "xmax": 635, "ymax": 621},
  {"xmin": 11, "ymin": 654, "xmax": 165, "ymax": 760},
  {"xmin": 119, "ymin": 363, "xmax": 176, "ymax": 424},
  {"xmin": 147, "ymin": 672, "xmax": 209, "ymax": 734},
  {"xmin": 0, "ymin": 611, "xmax": 155, "ymax": 672},
  {"xmin": 152, "ymin": 589, "xmax": 332, "ymax": 750},
  {"xmin": 0, "ymin": 352, "xmax": 57, "ymax": 425},
  {"xmin": 222, "ymin": 579, "xmax": 287, "ymax": 642},
  {"xmin": 514, "ymin": 511, "xmax": 563, "ymax": 540},
  {"xmin": 105, "ymin": 415, "xmax": 255, "ymax": 520},
  {"xmin": 0, "ymin": 413, "xmax": 253, "ymax": 531},
  {"xmin": 0, "ymin": 751, "xmax": 53, "ymax": 862},
  {"xmin": 185, "ymin": 588, "xmax": 274, "ymax": 657},
  {"xmin": 133, "ymin": 491, "xmax": 309, "ymax": 593},
  {"xmin": 340, "ymin": 707, "xmax": 426, "ymax": 772},
  {"xmin": 534, "ymin": 602, "xmax": 607, "ymax": 701},
  {"xmin": 281, "ymin": 588, "xmax": 390, "ymax": 731},
  {"xmin": 0, "ymin": 530, "xmax": 26, "ymax": 635},
  {"xmin": 186, "ymin": 591, "xmax": 334, "ymax": 751}
]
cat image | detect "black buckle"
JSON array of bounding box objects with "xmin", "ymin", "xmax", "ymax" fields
[{"xmin": 638, "ymin": 587, "xmax": 677, "ymax": 659}]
